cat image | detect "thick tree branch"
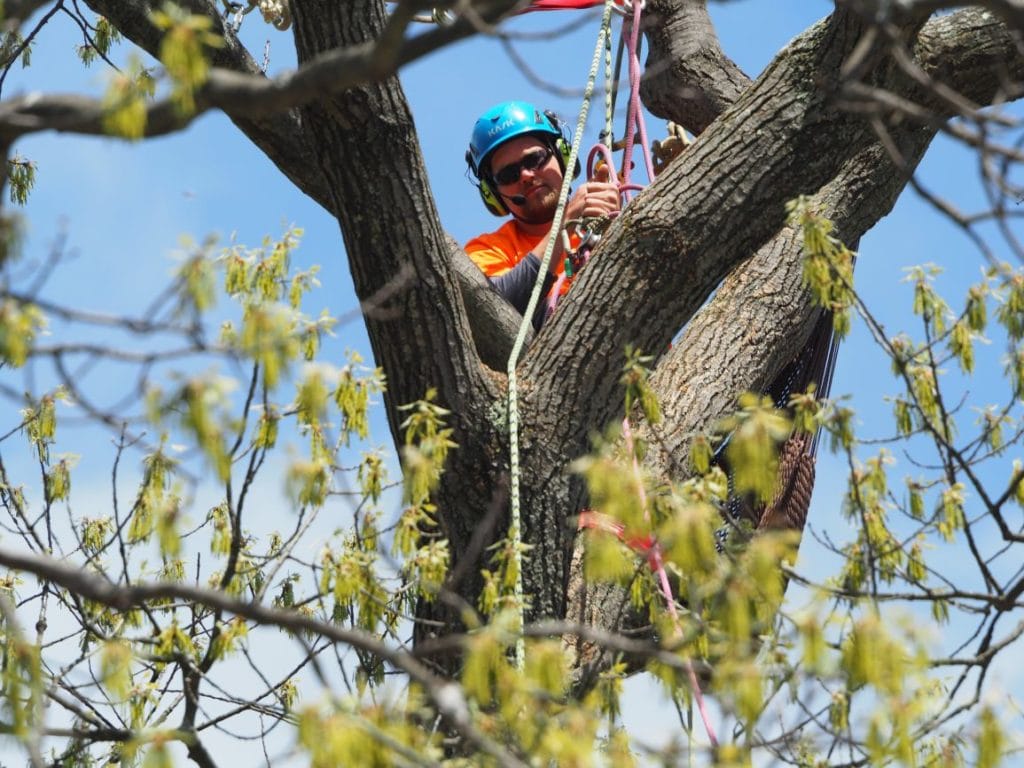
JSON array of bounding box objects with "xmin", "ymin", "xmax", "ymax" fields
[
  {"xmin": 657, "ymin": 5, "xmax": 1024, "ymax": 462},
  {"xmin": 646, "ymin": 135, "xmax": 930, "ymax": 479},
  {"xmin": 285, "ymin": 5, "xmax": 517, "ymax": 649},
  {"xmin": 83, "ymin": 0, "xmax": 335, "ymax": 212},
  {"xmin": 640, "ymin": 0, "xmax": 752, "ymax": 134},
  {"xmin": 559, "ymin": 5, "xmax": 1024, "ymax": 642},
  {"xmin": 74, "ymin": 0, "xmax": 515, "ymax": 217},
  {"xmin": 851, "ymin": 0, "xmax": 1024, "ymax": 33},
  {"xmin": 505, "ymin": 5, "xmax": 1024, "ymax": 624},
  {"xmin": 0, "ymin": 0, "xmax": 52, "ymax": 46},
  {"xmin": 487, "ymin": 6, "xmax": 888, "ymax": 626},
  {"xmin": 450, "ymin": 240, "xmax": 533, "ymax": 369},
  {"xmin": 4, "ymin": 0, "xmax": 52, "ymax": 24},
  {"xmin": 72, "ymin": 0, "xmax": 524, "ymax": 373},
  {"xmin": 528, "ymin": 9, "xmax": 882, "ymax": 451},
  {"xmin": 289, "ymin": 0, "xmax": 495, "ymax": 433}
]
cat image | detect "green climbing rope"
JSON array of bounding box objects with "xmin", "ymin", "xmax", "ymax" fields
[{"xmin": 505, "ymin": 0, "xmax": 617, "ymax": 671}]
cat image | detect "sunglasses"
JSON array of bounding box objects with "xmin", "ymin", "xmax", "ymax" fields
[{"xmin": 491, "ymin": 147, "xmax": 554, "ymax": 187}]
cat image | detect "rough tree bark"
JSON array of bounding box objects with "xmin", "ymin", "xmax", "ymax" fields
[{"xmin": 82, "ymin": 0, "xmax": 1024, "ymax": 670}]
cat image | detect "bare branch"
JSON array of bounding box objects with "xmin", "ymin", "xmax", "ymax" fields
[{"xmin": 0, "ymin": 544, "xmax": 530, "ymax": 768}]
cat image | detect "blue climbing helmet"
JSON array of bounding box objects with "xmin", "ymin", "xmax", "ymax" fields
[
  {"xmin": 466, "ymin": 101, "xmax": 579, "ymax": 216},
  {"xmin": 466, "ymin": 100, "xmax": 563, "ymax": 178}
]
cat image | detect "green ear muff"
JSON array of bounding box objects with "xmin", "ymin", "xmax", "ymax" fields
[
  {"xmin": 543, "ymin": 110, "xmax": 580, "ymax": 180},
  {"xmin": 555, "ymin": 137, "xmax": 581, "ymax": 180},
  {"xmin": 478, "ymin": 178, "xmax": 508, "ymax": 217}
]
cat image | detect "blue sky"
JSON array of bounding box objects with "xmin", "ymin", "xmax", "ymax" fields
[{"xmin": 3, "ymin": 0, "xmax": 1021, "ymax": 761}]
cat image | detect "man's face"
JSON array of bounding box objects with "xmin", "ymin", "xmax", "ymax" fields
[{"xmin": 488, "ymin": 135, "xmax": 564, "ymax": 225}]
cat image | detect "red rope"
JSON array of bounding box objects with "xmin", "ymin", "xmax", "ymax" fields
[
  {"xmin": 524, "ymin": 0, "xmax": 622, "ymax": 10},
  {"xmin": 577, "ymin": 507, "xmax": 719, "ymax": 748},
  {"xmin": 579, "ymin": 418, "xmax": 719, "ymax": 749}
]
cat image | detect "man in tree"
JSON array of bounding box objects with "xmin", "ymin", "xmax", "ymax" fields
[
  {"xmin": 464, "ymin": 100, "xmax": 620, "ymax": 328},
  {"xmin": 2, "ymin": 3, "xmax": 1024, "ymax": 763}
]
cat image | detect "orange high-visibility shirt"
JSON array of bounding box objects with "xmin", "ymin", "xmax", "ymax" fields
[{"xmin": 465, "ymin": 220, "xmax": 571, "ymax": 295}]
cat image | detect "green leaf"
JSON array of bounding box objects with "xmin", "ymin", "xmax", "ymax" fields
[
  {"xmin": 0, "ymin": 297, "xmax": 44, "ymax": 365},
  {"xmin": 150, "ymin": 2, "xmax": 224, "ymax": 114},
  {"xmin": 99, "ymin": 641, "xmax": 133, "ymax": 700},
  {"xmin": 977, "ymin": 706, "xmax": 1005, "ymax": 768}
]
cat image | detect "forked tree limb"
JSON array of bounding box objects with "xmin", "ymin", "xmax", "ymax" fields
[{"xmin": 640, "ymin": 0, "xmax": 752, "ymax": 134}]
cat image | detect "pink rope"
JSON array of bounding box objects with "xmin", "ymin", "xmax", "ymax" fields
[
  {"xmin": 619, "ymin": 415, "xmax": 719, "ymax": 749},
  {"xmin": 618, "ymin": 0, "xmax": 655, "ymax": 197},
  {"xmin": 587, "ymin": 143, "xmax": 618, "ymax": 182},
  {"xmin": 544, "ymin": 143, "xmax": 625, "ymax": 316}
]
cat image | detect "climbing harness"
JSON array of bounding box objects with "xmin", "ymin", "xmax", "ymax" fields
[{"xmin": 548, "ymin": 213, "xmax": 609, "ymax": 312}]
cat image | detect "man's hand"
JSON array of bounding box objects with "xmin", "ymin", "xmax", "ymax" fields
[
  {"xmin": 538, "ymin": 163, "xmax": 622, "ymax": 277},
  {"xmin": 564, "ymin": 162, "xmax": 621, "ymax": 222}
]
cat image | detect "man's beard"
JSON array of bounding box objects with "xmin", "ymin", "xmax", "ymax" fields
[{"xmin": 510, "ymin": 186, "xmax": 559, "ymax": 225}]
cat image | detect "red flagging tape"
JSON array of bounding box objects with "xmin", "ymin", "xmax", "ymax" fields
[{"xmin": 525, "ymin": 0, "xmax": 622, "ymax": 10}]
